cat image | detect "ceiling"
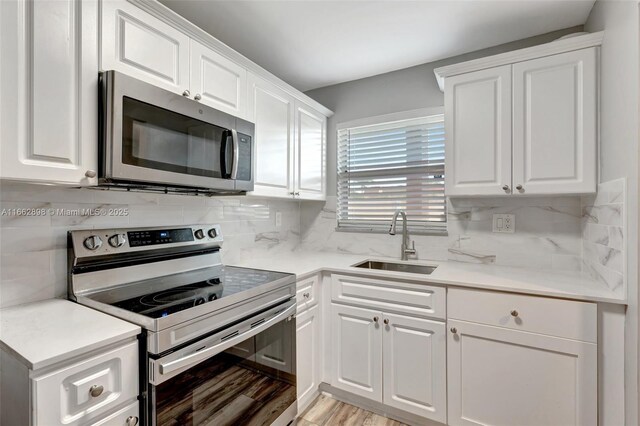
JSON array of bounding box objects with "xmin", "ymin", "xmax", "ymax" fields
[{"xmin": 159, "ymin": 0, "xmax": 596, "ymax": 92}]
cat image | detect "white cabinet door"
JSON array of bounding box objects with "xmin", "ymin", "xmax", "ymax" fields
[
  {"xmin": 445, "ymin": 65, "xmax": 512, "ymax": 196},
  {"xmin": 294, "ymin": 101, "xmax": 326, "ymax": 200},
  {"xmin": 101, "ymin": 0, "xmax": 190, "ymax": 95},
  {"xmin": 247, "ymin": 73, "xmax": 296, "ymax": 198},
  {"xmin": 382, "ymin": 313, "xmax": 446, "ymax": 423},
  {"xmin": 189, "ymin": 40, "xmax": 247, "ymax": 118},
  {"xmin": 512, "ymin": 48, "xmax": 597, "ymax": 195},
  {"xmin": 296, "ymin": 304, "xmax": 320, "ymax": 412},
  {"xmin": 0, "ymin": 0, "xmax": 98, "ymax": 185},
  {"xmin": 331, "ymin": 304, "xmax": 382, "ymax": 402},
  {"xmin": 447, "ymin": 319, "xmax": 597, "ymax": 426}
]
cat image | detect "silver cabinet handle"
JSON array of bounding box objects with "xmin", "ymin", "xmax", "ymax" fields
[
  {"xmin": 516, "ymin": 184, "xmax": 524, "ymax": 191},
  {"xmin": 85, "ymin": 170, "xmax": 97, "ymax": 178},
  {"xmin": 502, "ymin": 184, "xmax": 510, "ymax": 192},
  {"xmin": 303, "ymin": 292, "xmax": 310, "ymax": 299},
  {"xmin": 89, "ymin": 384, "xmax": 104, "ymax": 397},
  {"xmin": 194, "ymin": 93, "xmax": 202, "ymax": 101},
  {"xmin": 373, "ymin": 316, "xmax": 379, "ymax": 323},
  {"xmin": 450, "ymin": 327, "xmax": 457, "ymax": 334},
  {"xmin": 126, "ymin": 416, "xmax": 139, "ymax": 426},
  {"xmin": 511, "ymin": 310, "xmax": 519, "ymax": 317},
  {"xmin": 182, "ymin": 90, "xmax": 190, "ymax": 97},
  {"xmin": 383, "ymin": 318, "xmax": 389, "ymax": 325}
]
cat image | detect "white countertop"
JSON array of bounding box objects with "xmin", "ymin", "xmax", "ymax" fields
[
  {"xmin": 230, "ymin": 250, "xmax": 626, "ymax": 305},
  {"xmin": 0, "ymin": 299, "xmax": 141, "ymax": 370}
]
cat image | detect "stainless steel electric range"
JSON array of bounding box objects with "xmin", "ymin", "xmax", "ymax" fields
[{"xmin": 68, "ymin": 224, "xmax": 297, "ymax": 426}]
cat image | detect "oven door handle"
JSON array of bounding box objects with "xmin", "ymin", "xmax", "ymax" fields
[{"xmin": 157, "ymin": 301, "xmax": 296, "ymax": 377}]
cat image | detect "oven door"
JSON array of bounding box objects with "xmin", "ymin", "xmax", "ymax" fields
[
  {"xmin": 101, "ymin": 71, "xmax": 253, "ymax": 191},
  {"xmin": 148, "ymin": 300, "xmax": 297, "ymax": 426}
]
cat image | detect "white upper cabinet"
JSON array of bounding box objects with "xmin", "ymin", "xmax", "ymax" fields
[
  {"xmin": 512, "ymin": 48, "xmax": 597, "ymax": 195},
  {"xmin": 248, "ymin": 74, "xmax": 327, "ymax": 200},
  {"xmin": 445, "ymin": 65, "xmax": 512, "ymax": 196},
  {"xmin": 294, "ymin": 101, "xmax": 327, "ymax": 200},
  {"xmin": 437, "ymin": 33, "xmax": 601, "ymax": 197},
  {"xmin": 247, "ymin": 73, "xmax": 296, "ymax": 198},
  {"xmin": 189, "ymin": 40, "xmax": 247, "ymax": 118},
  {"xmin": 101, "ymin": 0, "xmax": 190, "ymax": 95},
  {"xmin": 0, "ymin": 0, "xmax": 98, "ymax": 185}
]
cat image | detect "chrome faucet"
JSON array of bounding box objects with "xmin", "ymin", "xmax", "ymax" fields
[{"xmin": 389, "ymin": 210, "xmax": 416, "ymax": 261}]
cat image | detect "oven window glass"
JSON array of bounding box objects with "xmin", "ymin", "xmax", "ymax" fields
[
  {"xmin": 153, "ymin": 319, "xmax": 296, "ymax": 425},
  {"xmin": 122, "ymin": 97, "xmax": 230, "ymax": 178}
]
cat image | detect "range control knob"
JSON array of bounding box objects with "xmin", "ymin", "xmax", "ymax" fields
[
  {"xmin": 108, "ymin": 233, "xmax": 127, "ymax": 248},
  {"xmin": 83, "ymin": 235, "xmax": 102, "ymax": 251},
  {"xmin": 194, "ymin": 229, "xmax": 205, "ymax": 239},
  {"xmin": 207, "ymin": 228, "xmax": 218, "ymax": 239}
]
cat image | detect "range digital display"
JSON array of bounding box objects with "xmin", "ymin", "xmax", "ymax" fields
[{"xmin": 128, "ymin": 228, "xmax": 194, "ymax": 247}]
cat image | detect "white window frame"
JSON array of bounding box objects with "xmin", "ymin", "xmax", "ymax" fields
[{"xmin": 336, "ymin": 107, "xmax": 447, "ymax": 235}]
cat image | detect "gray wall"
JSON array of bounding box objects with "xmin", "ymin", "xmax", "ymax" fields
[
  {"xmin": 585, "ymin": 2, "xmax": 639, "ymax": 425},
  {"xmin": 305, "ymin": 25, "xmax": 583, "ymax": 196}
]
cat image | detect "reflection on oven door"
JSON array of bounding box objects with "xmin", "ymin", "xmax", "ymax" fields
[{"xmin": 152, "ymin": 319, "xmax": 296, "ymax": 426}]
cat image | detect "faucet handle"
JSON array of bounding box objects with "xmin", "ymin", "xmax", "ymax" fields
[{"xmin": 405, "ymin": 240, "xmax": 417, "ymax": 256}]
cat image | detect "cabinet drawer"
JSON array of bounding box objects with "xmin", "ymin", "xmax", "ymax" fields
[
  {"xmin": 32, "ymin": 341, "xmax": 139, "ymax": 425},
  {"xmin": 331, "ymin": 274, "xmax": 445, "ymax": 319},
  {"xmin": 297, "ymin": 274, "xmax": 320, "ymax": 312},
  {"xmin": 92, "ymin": 401, "xmax": 140, "ymax": 426},
  {"xmin": 448, "ymin": 288, "xmax": 597, "ymax": 343}
]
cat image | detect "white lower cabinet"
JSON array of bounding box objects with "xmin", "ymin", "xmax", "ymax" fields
[
  {"xmin": 383, "ymin": 313, "xmax": 446, "ymax": 423},
  {"xmin": 296, "ymin": 304, "xmax": 321, "ymax": 411},
  {"xmin": 447, "ymin": 288, "xmax": 597, "ymax": 426},
  {"xmin": 330, "ymin": 302, "xmax": 446, "ymax": 424}
]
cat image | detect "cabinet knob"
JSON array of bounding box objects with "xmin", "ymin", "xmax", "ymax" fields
[
  {"xmin": 383, "ymin": 318, "xmax": 389, "ymax": 325},
  {"xmin": 502, "ymin": 184, "xmax": 510, "ymax": 192},
  {"xmin": 126, "ymin": 416, "xmax": 139, "ymax": 426},
  {"xmin": 194, "ymin": 93, "xmax": 202, "ymax": 101},
  {"xmin": 516, "ymin": 184, "xmax": 524, "ymax": 191},
  {"xmin": 450, "ymin": 327, "xmax": 457, "ymax": 334},
  {"xmin": 303, "ymin": 292, "xmax": 310, "ymax": 299},
  {"xmin": 294, "ymin": 192, "xmax": 300, "ymax": 196},
  {"xmin": 89, "ymin": 384, "xmax": 104, "ymax": 398},
  {"xmin": 510, "ymin": 310, "xmax": 519, "ymax": 317},
  {"xmin": 373, "ymin": 316, "xmax": 379, "ymax": 323},
  {"xmin": 85, "ymin": 170, "xmax": 97, "ymax": 178},
  {"xmin": 182, "ymin": 90, "xmax": 191, "ymax": 97}
]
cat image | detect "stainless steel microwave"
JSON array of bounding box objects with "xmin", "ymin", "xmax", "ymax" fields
[{"xmin": 99, "ymin": 71, "xmax": 254, "ymax": 193}]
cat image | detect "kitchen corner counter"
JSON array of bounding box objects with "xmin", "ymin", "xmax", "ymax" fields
[
  {"xmin": 230, "ymin": 250, "xmax": 626, "ymax": 305},
  {"xmin": 0, "ymin": 299, "xmax": 140, "ymax": 370}
]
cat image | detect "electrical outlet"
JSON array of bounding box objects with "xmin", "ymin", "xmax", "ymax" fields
[
  {"xmin": 275, "ymin": 212, "xmax": 282, "ymax": 228},
  {"xmin": 492, "ymin": 214, "xmax": 515, "ymax": 233}
]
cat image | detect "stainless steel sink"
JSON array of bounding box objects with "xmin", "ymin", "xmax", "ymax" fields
[{"xmin": 352, "ymin": 260, "xmax": 437, "ymax": 275}]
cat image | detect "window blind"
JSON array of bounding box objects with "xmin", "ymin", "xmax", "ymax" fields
[{"xmin": 337, "ymin": 114, "xmax": 446, "ymax": 234}]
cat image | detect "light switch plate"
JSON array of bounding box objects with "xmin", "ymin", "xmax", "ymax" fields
[{"xmin": 493, "ymin": 214, "xmax": 515, "ymax": 233}]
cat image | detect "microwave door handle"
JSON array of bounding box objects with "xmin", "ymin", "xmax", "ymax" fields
[
  {"xmin": 157, "ymin": 301, "xmax": 296, "ymax": 377},
  {"xmin": 220, "ymin": 130, "xmax": 230, "ymax": 178},
  {"xmin": 230, "ymin": 129, "xmax": 239, "ymax": 179}
]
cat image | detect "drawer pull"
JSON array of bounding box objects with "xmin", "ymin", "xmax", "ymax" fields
[
  {"xmin": 126, "ymin": 416, "xmax": 139, "ymax": 426},
  {"xmin": 303, "ymin": 292, "xmax": 310, "ymax": 299},
  {"xmin": 450, "ymin": 327, "xmax": 457, "ymax": 334},
  {"xmin": 510, "ymin": 310, "xmax": 519, "ymax": 317},
  {"xmin": 383, "ymin": 318, "xmax": 389, "ymax": 325},
  {"xmin": 89, "ymin": 385, "xmax": 104, "ymax": 398},
  {"xmin": 373, "ymin": 316, "xmax": 379, "ymax": 323}
]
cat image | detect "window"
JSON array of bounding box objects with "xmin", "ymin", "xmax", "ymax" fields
[{"xmin": 337, "ymin": 111, "xmax": 446, "ymax": 234}]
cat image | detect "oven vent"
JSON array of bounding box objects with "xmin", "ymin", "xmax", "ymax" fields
[
  {"xmin": 221, "ymin": 330, "xmax": 239, "ymax": 342},
  {"xmin": 251, "ymin": 318, "xmax": 266, "ymax": 328}
]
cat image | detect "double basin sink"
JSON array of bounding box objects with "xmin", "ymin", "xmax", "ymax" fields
[{"xmin": 353, "ymin": 260, "xmax": 437, "ymax": 275}]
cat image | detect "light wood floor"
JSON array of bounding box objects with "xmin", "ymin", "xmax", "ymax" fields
[{"xmin": 298, "ymin": 395, "xmax": 408, "ymax": 426}]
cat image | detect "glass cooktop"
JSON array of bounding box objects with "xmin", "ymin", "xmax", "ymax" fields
[{"xmin": 90, "ymin": 266, "xmax": 293, "ymax": 319}]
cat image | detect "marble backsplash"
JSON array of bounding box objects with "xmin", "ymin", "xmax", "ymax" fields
[
  {"xmin": 0, "ymin": 181, "xmax": 301, "ymax": 309},
  {"xmin": 300, "ymin": 195, "xmax": 584, "ymax": 272},
  {"xmin": 581, "ymin": 179, "xmax": 626, "ymax": 295}
]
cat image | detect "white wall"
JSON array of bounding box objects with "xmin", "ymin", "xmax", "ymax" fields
[
  {"xmin": 0, "ymin": 182, "xmax": 301, "ymax": 308},
  {"xmin": 585, "ymin": 1, "xmax": 639, "ymax": 424}
]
